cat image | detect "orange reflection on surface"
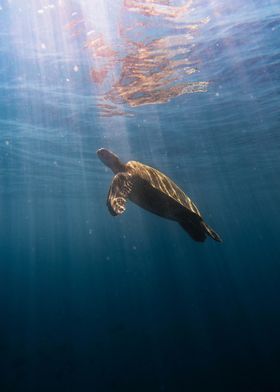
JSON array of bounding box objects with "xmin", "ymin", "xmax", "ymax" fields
[
  {"xmin": 121, "ymin": 81, "xmax": 209, "ymax": 107},
  {"xmin": 96, "ymin": 103, "xmax": 134, "ymax": 117},
  {"xmin": 85, "ymin": 34, "xmax": 117, "ymax": 58},
  {"xmin": 124, "ymin": 0, "xmax": 193, "ymax": 19},
  {"xmin": 108, "ymin": 71, "xmax": 209, "ymax": 107},
  {"xmin": 90, "ymin": 68, "xmax": 109, "ymax": 84},
  {"xmin": 141, "ymin": 0, "xmax": 170, "ymax": 4},
  {"xmin": 64, "ymin": 0, "xmax": 210, "ymax": 114},
  {"xmin": 64, "ymin": 17, "xmax": 85, "ymax": 38},
  {"xmin": 119, "ymin": 21, "xmax": 148, "ymax": 37},
  {"xmin": 168, "ymin": 16, "xmax": 210, "ymax": 31},
  {"xmin": 86, "ymin": 33, "xmax": 119, "ymax": 85},
  {"xmin": 104, "ymin": 28, "xmax": 206, "ymax": 107},
  {"xmin": 64, "ymin": 18, "xmax": 84, "ymax": 30}
]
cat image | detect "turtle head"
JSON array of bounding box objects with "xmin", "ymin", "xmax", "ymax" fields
[{"xmin": 97, "ymin": 148, "xmax": 125, "ymax": 174}]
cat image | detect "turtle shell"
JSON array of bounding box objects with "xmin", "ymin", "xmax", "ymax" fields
[{"xmin": 125, "ymin": 160, "xmax": 201, "ymax": 218}]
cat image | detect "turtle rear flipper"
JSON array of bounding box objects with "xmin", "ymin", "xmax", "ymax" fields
[
  {"xmin": 179, "ymin": 214, "xmax": 222, "ymax": 243},
  {"xmin": 179, "ymin": 218, "xmax": 207, "ymax": 242},
  {"xmin": 202, "ymin": 222, "xmax": 222, "ymax": 242}
]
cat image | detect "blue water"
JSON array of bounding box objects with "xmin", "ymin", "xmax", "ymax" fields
[{"xmin": 0, "ymin": 0, "xmax": 280, "ymax": 391}]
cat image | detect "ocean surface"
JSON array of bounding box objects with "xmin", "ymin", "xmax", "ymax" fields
[{"xmin": 0, "ymin": 0, "xmax": 280, "ymax": 391}]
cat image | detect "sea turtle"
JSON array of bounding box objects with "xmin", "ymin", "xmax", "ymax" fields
[{"xmin": 97, "ymin": 148, "xmax": 222, "ymax": 242}]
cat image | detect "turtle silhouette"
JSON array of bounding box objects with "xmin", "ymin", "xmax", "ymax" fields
[{"xmin": 97, "ymin": 148, "xmax": 222, "ymax": 242}]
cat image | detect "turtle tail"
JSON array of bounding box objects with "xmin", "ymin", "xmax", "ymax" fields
[{"xmin": 202, "ymin": 222, "xmax": 222, "ymax": 242}]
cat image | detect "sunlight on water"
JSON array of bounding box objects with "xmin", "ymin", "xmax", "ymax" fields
[
  {"xmin": 68, "ymin": 0, "xmax": 210, "ymax": 115},
  {"xmin": 7, "ymin": 0, "xmax": 211, "ymax": 118}
]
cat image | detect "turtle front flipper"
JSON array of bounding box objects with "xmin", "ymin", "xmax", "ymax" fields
[{"xmin": 107, "ymin": 173, "xmax": 133, "ymax": 216}]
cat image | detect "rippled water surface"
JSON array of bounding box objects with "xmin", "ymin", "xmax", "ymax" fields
[{"xmin": 0, "ymin": 0, "xmax": 280, "ymax": 391}]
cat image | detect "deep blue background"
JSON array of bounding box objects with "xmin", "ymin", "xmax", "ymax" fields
[{"xmin": 0, "ymin": 0, "xmax": 280, "ymax": 391}]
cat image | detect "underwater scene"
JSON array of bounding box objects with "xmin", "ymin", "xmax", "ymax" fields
[{"xmin": 0, "ymin": 0, "xmax": 280, "ymax": 390}]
